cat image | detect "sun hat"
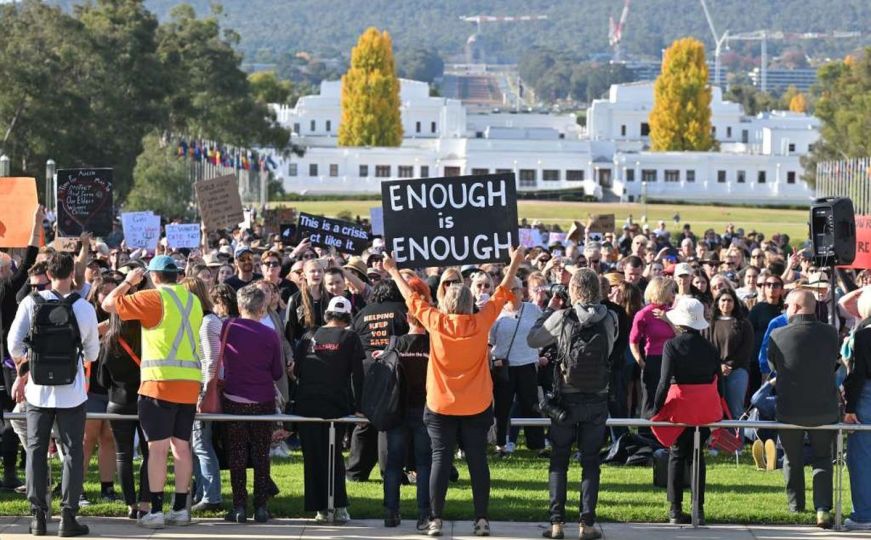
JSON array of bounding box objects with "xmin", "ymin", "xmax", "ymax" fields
[{"xmin": 666, "ymin": 296, "xmax": 709, "ymax": 330}]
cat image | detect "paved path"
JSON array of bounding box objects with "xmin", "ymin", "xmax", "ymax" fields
[{"xmin": 1, "ymin": 517, "xmax": 870, "ymax": 539}]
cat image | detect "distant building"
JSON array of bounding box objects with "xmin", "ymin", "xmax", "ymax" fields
[
  {"xmin": 265, "ymin": 79, "xmax": 819, "ymax": 206},
  {"xmin": 750, "ymin": 67, "xmax": 818, "ymax": 92}
]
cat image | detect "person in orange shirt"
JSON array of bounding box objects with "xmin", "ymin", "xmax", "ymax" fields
[
  {"xmin": 102, "ymin": 256, "xmax": 203, "ymax": 530},
  {"xmin": 382, "ymin": 246, "xmax": 524, "ymax": 538}
]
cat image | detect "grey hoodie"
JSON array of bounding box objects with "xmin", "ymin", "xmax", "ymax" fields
[{"xmin": 527, "ymin": 303, "xmax": 619, "ymax": 358}]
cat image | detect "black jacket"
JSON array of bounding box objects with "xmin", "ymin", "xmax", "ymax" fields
[{"xmin": 768, "ymin": 313, "xmax": 840, "ymax": 426}]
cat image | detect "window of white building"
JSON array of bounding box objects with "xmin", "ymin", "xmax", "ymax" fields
[
  {"xmin": 329, "ymin": 164, "xmax": 338, "ymax": 177},
  {"xmin": 717, "ymin": 170, "xmax": 726, "ymax": 183},
  {"xmin": 737, "ymin": 170, "xmax": 746, "ymax": 183},
  {"xmin": 758, "ymin": 171, "xmax": 766, "ymax": 183},
  {"xmin": 310, "ymin": 120, "xmax": 316, "ymax": 132},
  {"xmin": 293, "ymin": 123, "xmax": 300, "ymax": 134},
  {"xmin": 309, "ymin": 163, "xmax": 318, "ymax": 176},
  {"xmin": 398, "ymin": 166, "xmax": 413, "ymax": 178},
  {"xmin": 640, "ymin": 123, "xmax": 650, "ymax": 136},
  {"xmin": 519, "ymin": 169, "xmax": 537, "ymax": 187},
  {"xmin": 665, "ymin": 170, "xmax": 680, "ymax": 182},
  {"xmin": 787, "ymin": 171, "xmax": 796, "ymax": 184},
  {"xmin": 416, "ymin": 121, "xmax": 421, "ymax": 133},
  {"xmin": 620, "ymin": 125, "xmax": 626, "ymax": 136},
  {"xmin": 686, "ymin": 170, "xmax": 695, "ymax": 182},
  {"xmin": 375, "ymin": 165, "xmax": 391, "ymax": 178},
  {"xmin": 326, "ymin": 120, "xmax": 332, "ymax": 132},
  {"xmin": 543, "ymin": 170, "xmax": 560, "ymax": 181},
  {"xmin": 471, "ymin": 168, "xmax": 489, "ymax": 175},
  {"xmin": 420, "ymin": 166, "xmax": 429, "ymax": 178},
  {"xmin": 359, "ymin": 165, "xmax": 369, "ymax": 177},
  {"xmin": 431, "ymin": 121, "xmax": 437, "ymax": 134},
  {"xmin": 289, "ymin": 163, "xmax": 297, "ymax": 177},
  {"xmin": 567, "ymin": 170, "xmax": 585, "ymax": 182},
  {"xmin": 642, "ymin": 169, "xmax": 657, "ymax": 182}
]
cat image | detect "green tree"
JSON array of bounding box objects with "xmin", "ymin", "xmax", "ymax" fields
[
  {"xmin": 649, "ymin": 37, "xmax": 715, "ymax": 151},
  {"xmin": 396, "ymin": 47, "xmax": 444, "ymax": 83},
  {"xmin": 339, "ymin": 27, "xmax": 403, "ymax": 147},
  {"xmin": 126, "ymin": 133, "xmax": 193, "ymax": 218},
  {"xmin": 724, "ymin": 84, "xmax": 778, "ymax": 116},
  {"xmin": 802, "ymin": 50, "xmax": 871, "ymax": 187},
  {"xmin": 248, "ymin": 71, "xmax": 294, "ymax": 104}
]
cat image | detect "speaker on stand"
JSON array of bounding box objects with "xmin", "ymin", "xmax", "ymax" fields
[{"xmin": 809, "ymin": 197, "xmax": 856, "ymax": 327}]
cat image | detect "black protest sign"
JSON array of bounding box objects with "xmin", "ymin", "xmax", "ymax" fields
[
  {"xmin": 56, "ymin": 168, "xmax": 113, "ymax": 236},
  {"xmin": 297, "ymin": 213, "xmax": 370, "ymax": 255},
  {"xmin": 381, "ymin": 173, "xmax": 518, "ymax": 268}
]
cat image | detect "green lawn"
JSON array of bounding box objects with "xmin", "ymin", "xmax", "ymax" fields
[
  {"xmin": 274, "ymin": 200, "xmax": 810, "ymax": 246},
  {"xmin": 0, "ymin": 447, "xmax": 849, "ymax": 525}
]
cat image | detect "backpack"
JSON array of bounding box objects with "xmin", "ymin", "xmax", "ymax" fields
[
  {"xmin": 24, "ymin": 291, "xmax": 82, "ymax": 386},
  {"xmin": 360, "ymin": 337, "xmax": 402, "ymax": 431},
  {"xmin": 556, "ymin": 309, "xmax": 610, "ymax": 395}
]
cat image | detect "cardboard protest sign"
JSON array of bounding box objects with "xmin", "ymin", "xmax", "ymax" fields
[
  {"xmin": 121, "ymin": 212, "xmax": 161, "ymax": 250},
  {"xmin": 56, "ymin": 169, "xmax": 113, "ymax": 237},
  {"xmin": 195, "ymin": 175, "xmax": 244, "ymax": 231},
  {"xmin": 518, "ymin": 228, "xmax": 537, "ymax": 249},
  {"xmin": 588, "ymin": 214, "xmax": 615, "ymax": 234},
  {"xmin": 0, "ymin": 178, "xmax": 39, "ymax": 248},
  {"xmin": 297, "ymin": 212, "xmax": 370, "ymax": 255},
  {"xmin": 382, "ymin": 172, "xmax": 518, "ymax": 268},
  {"xmin": 53, "ymin": 237, "xmax": 79, "ymax": 252},
  {"xmin": 370, "ymin": 207, "xmax": 384, "ymax": 236},
  {"xmin": 165, "ymin": 224, "xmax": 201, "ymax": 249}
]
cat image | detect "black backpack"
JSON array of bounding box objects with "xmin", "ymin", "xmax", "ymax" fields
[
  {"xmin": 556, "ymin": 309, "xmax": 610, "ymax": 395},
  {"xmin": 360, "ymin": 337, "xmax": 402, "ymax": 432},
  {"xmin": 24, "ymin": 291, "xmax": 82, "ymax": 386}
]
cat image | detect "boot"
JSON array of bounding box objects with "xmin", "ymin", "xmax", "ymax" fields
[
  {"xmin": 58, "ymin": 508, "xmax": 89, "ymax": 537},
  {"xmin": 30, "ymin": 508, "xmax": 47, "ymax": 536}
]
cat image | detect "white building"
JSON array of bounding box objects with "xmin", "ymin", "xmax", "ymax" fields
[{"xmin": 266, "ymin": 79, "xmax": 820, "ymax": 206}]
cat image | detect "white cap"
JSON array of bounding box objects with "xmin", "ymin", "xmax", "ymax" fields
[
  {"xmin": 326, "ymin": 296, "xmax": 353, "ymax": 314},
  {"xmin": 674, "ymin": 262, "xmax": 693, "ymax": 277}
]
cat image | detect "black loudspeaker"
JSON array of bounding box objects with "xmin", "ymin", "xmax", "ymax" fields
[{"xmin": 810, "ymin": 197, "xmax": 856, "ymax": 266}]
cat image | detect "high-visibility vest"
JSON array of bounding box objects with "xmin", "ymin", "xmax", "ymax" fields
[{"xmin": 140, "ymin": 284, "xmax": 203, "ymax": 383}]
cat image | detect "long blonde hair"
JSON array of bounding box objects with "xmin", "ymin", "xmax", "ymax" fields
[
  {"xmin": 300, "ymin": 259, "xmax": 328, "ymax": 330},
  {"xmin": 181, "ymin": 277, "xmax": 213, "ymax": 313},
  {"xmin": 437, "ymin": 268, "xmax": 463, "ymax": 306}
]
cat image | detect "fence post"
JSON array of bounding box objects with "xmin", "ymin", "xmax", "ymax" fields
[
  {"xmin": 691, "ymin": 426, "xmax": 700, "ymax": 528},
  {"xmin": 327, "ymin": 421, "xmax": 336, "ymax": 522},
  {"xmin": 836, "ymin": 427, "xmax": 844, "ymax": 530}
]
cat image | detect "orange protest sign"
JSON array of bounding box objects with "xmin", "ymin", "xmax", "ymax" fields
[{"xmin": 0, "ymin": 178, "xmax": 38, "ymax": 248}]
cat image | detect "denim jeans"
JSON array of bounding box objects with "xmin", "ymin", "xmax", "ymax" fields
[
  {"xmin": 192, "ymin": 420, "xmax": 222, "ymax": 504},
  {"xmin": 723, "ymin": 367, "xmax": 749, "ymax": 421},
  {"xmin": 547, "ymin": 394, "xmax": 608, "ymax": 526},
  {"xmin": 383, "ymin": 408, "xmax": 432, "ymax": 515},
  {"xmin": 848, "ymin": 382, "xmax": 871, "ymax": 523}
]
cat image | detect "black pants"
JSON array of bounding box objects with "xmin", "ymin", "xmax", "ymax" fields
[
  {"xmin": 299, "ymin": 422, "xmax": 348, "ymax": 512},
  {"xmin": 26, "ymin": 402, "xmax": 86, "ymax": 513},
  {"xmin": 107, "ymin": 402, "xmax": 149, "ymax": 507},
  {"xmin": 668, "ymin": 427, "xmax": 710, "ymax": 509},
  {"xmin": 640, "ymin": 355, "xmax": 663, "ymax": 420},
  {"xmin": 494, "ymin": 363, "xmax": 544, "ymax": 449},
  {"xmin": 779, "ymin": 429, "xmax": 834, "ymax": 512},
  {"xmin": 345, "ymin": 421, "xmax": 384, "ymax": 481},
  {"xmin": 424, "ymin": 405, "xmax": 493, "ymax": 520},
  {"xmin": 547, "ymin": 395, "xmax": 607, "ymax": 526}
]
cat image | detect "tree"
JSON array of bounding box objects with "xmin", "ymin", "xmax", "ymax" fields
[
  {"xmin": 649, "ymin": 37, "xmax": 715, "ymax": 151},
  {"xmin": 248, "ymin": 71, "xmax": 294, "ymax": 104},
  {"xmin": 396, "ymin": 47, "xmax": 444, "ymax": 83},
  {"xmin": 126, "ymin": 133, "xmax": 193, "ymax": 219},
  {"xmin": 724, "ymin": 84, "xmax": 778, "ymax": 116},
  {"xmin": 339, "ymin": 28, "xmax": 403, "ymax": 147},
  {"xmin": 802, "ymin": 50, "xmax": 871, "ymax": 187},
  {"xmin": 788, "ymin": 93, "xmax": 808, "ymax": 113}
]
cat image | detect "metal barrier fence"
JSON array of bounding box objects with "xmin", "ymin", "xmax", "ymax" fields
[
  {"xmin": 816, "ymin": 157, "xmax": 871, "ymax": 215},
  {"xmin": 6, "ymin": 412, "xmax": 868, "ymax": 530}
]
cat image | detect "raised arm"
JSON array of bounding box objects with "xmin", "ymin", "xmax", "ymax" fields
[
  {"xmin": 499, "ymin": 246, "xmax": 525, "ymax": 290},
  {"xmin": 382, "ymin": 252, "xmax": 416, "ymax": 301}
]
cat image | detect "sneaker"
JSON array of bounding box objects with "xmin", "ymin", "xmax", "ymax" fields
[
  {"xmin": 764, "ymin": 439, "xmax": 777, "ymax": 471},
  {"xmin": 751, "ymin": 439, "xmax": 765, "ymax": 470},
  {"xmin": 474, "ymin": 517, "xmax": 490, "ymax": 536},
  {"xmin": 167, "ymin": 508, "xmax": 192, "ymax": 526},
  {"xmin": 270, "ymin": 442, "xmax": 290, "ymax": 459},
  {"xmin": 138, "ymin": 511, "xmax": 166, "ymax": 529},
  {"xmin": 77, "ymin": 493, "xmax": 90, "ymax": 507},
  {"xmin": 541, "ymin": 522, "xmax": 564, "ymax": 539},
  {"xmin": 504, "ymin": 442, "xmax": 516, "ymax": 454},
  {"xmin": 1, "ymin": 476, "xmax": 23, "ymax": 490},
  {"xmin": 191, "ymin": 501, "xmax": 223, "ymax": 513},
  {"xmin": 314, "ymin": 510, "xmax": 329, "ymax": 523},
  {"xmin": 417, "ymin": 514, "xmax": 431, "ymax": 531},
  {"xmin": 254, "ymin": 506, "xmax": 269, "ymax": 523},
  {"xmin": 334, "ymin": 507, "xmax": 350, "ymax": 523},
  {"xmin": 427, "ymin": 517, "xmax": 444, "ymax": 537},
  {"xmin": 456, "ymin": 449, "xmax": 465, "ymax": 460},
  {"xmin": 845, "ymin": 518, "xmax": 871, "ymax": 530},
  {"xmin": 225, "ymin": 506, "xmax": 247, "ymax": 523},
  {"xmin": 816, "ymin": 510, "xmax": 833, "ymax": 529},
  {"xmin": 579, "ymin": 524, "xmax": 602, "ymax": 540}
]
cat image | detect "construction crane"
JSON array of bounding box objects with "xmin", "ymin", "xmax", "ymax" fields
[
  {"xmin": 699, "ymin": 0, "xmax": 728, "ymax": 86},
  {"xmin": 459, "ymin": 14, "xmax": 548, "ymax": 64},
  {"xmin": 608, "ymin": 0, "xmax": 631, "ymax": 61},
  {"xmin": 726, "ymin": 30, "xmax": 862, "ymax": 92}
]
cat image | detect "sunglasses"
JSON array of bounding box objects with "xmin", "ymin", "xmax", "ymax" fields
[
  {"xmin": 262, "ymin": 261, "xmax": 281, "ymax": 268},
  {"xmin": 475, "ymin": 283, "xmax": 491, "ymax": 289},
  {"xmin": 30, "ymin": 282, "xmax": 50, "ymax": 291},
  {"xmin": 302, "ymin": 253, "xmax": 317, "ymax": 260},
  {"xmin": 443, "ymin": 279, "xmax": 461, "ymax": 286},
  {"xmin": 763, "ymin": 282, "xmax": 782, "ymax": 288}
]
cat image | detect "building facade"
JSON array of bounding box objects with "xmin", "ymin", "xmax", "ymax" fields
[{"xmin": 267, "ymin": 79, "xmax": 819, "ymax": 206}]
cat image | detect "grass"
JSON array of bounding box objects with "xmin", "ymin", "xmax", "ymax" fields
[
  {"xmin": 0, "ymin": 445, "xmax": 850, "ymax": 525},
  {"xmin": 270, "ymin": 200, "xmax": 810, "ymax": 247}
]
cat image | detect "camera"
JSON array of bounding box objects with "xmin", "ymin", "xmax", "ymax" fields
[
  {"xmin": 537, "ymin": 392, "xmax": 568, "ymax": 423},
  {"xmin": 547, "ymin": 283, "xmax": 569, "ymax": 305}
]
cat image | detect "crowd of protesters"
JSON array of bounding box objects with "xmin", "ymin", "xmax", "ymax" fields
[{"xmin": 2, "ymin": 206, "xmax": 871, "ymax": 538}]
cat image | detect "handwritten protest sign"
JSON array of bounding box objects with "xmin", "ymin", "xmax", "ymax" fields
[
  {"xmin": 121, "ymin": 212, "xmax": 161, "ymax": 250},
  {"xmin": 195, "ymin": 175, "xmax": 243, "ymax": 230},
  {"xmin": 165, "ymin": 224, "xmax": 201, "ymax": 249},
  {"xmin": 0, "ymin": 178, "xmax": 38, "ymax": 248},
  {"xmin": 297, "ymin": 213, "xmax": 370, "ymax": 255},
  {"xmin": 53, "ymin": 237, "xmax": 79, "ymax": 252},
  {"xmin": 370, "ymin": 207, "xmax": 384, "ymax": 236},
  {"xmin": 548, "ymin": 232, "xmax": 567, "ymax": 246},
  {"xmin": 845, "ymin": 215, "xmax": 871, "ymax": 269},
  {"xmin": 56, "ymin": 169, "xmax": 113, "ymax": 237},
  {"xmin": 381, "ymin": 173, "xmax": 518, "ymax": 268},
  {"xmin": 518, "ymin": 228, "xmax": 537, "ymax": 248}
]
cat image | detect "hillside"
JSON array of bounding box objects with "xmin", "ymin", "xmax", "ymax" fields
[{"xmin": 53, "ymin": 0, "xmax": 869, "ymax": 64}]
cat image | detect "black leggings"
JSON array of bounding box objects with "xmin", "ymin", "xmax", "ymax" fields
[
  {"xmin": 106, "ymin": 402, "xmax": 149, "ymax": 506},
  {"xmin": 494, "ymin": 363, "xmax": 544, "ymax": 449},
  {"xmin": 424, "ymin": 406, "xmax": 493, "ymax": 520}
]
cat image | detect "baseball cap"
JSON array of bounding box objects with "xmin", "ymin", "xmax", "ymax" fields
[
  {"xmin": 674, "ymin": 262, "xmax": 693, "ymax": 277},
  {"xmin": 234, "ymin": 246, "xmax": 253, "ymax": 259},
  {"xmin": 146, "ymin": 255, "xmax": 179, "ymax": 273},
  {"xmin": 326, "ymin": 296, "xmax": 352, "ymax": 314}
]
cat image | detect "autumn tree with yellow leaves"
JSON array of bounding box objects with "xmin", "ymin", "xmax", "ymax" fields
[
  {"xmin": 339, "ymin": 27, "xmax": 403, "ymax": 147},
  {"xmin": 649, "ymin": 37, "xmax": 715, "ymax": 151}
]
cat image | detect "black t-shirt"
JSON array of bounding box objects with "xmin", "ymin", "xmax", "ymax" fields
[
  {"xmin": 351, "ymin": 301, "xmax": 409, "ymax": 358},
  {"xmin": 293, "ymin": 326, "xmax": 365, "ymax": 418},
  {"xmin": 394, "ymin": 333, "xmax": 429, "ymax": 411},
  {"xmin": 225, "ymin": 273, "xmax": 264, "ymax": 292},
  {"xmin": 97, "ymin": 321, "xmax": 143, "ymax": 409},
  {"xmin": 277, "ymin": 278, "xmax": 299, "ymax": 305}
]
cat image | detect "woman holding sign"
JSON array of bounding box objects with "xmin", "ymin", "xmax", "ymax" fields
[{"xmin": 382, "ymin": 246, "xmax": 525, "ymax": 538}]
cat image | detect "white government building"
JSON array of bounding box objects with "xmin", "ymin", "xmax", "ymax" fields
[{"xmin": 268, "ymin": 79, "xmax": 819, "ymax": 205}]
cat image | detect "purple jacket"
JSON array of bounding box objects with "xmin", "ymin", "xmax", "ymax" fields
[{"xmin": 221, "ymin": 318, "xmax": 283, "ymax": 404}]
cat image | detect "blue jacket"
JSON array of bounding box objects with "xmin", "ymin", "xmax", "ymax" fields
[{"xmin": 758, "ymin": 314, "xmax": 788, "ymax": 375}]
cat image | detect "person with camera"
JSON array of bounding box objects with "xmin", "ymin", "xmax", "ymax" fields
[{"xmin": 527, "ymin": 268, "xmax": 618, "ymax": 540}]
